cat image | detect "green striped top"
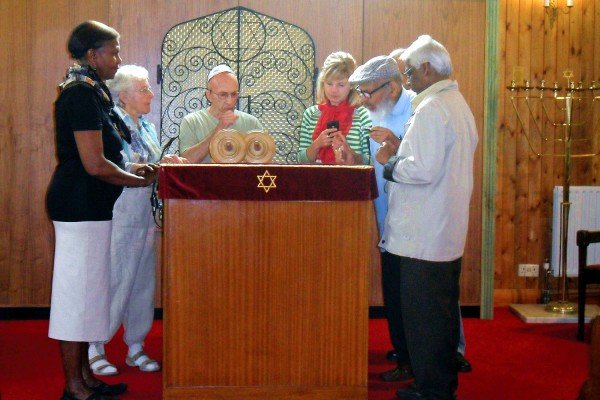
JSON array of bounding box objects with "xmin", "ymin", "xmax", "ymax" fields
[{"xmin": 297, "ymin": 105, "xmax": 372, "ymax": 164}]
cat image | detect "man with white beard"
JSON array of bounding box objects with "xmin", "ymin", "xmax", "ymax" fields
[
  {"xmin": 350, "ymin": 55, "xmax": 414, "ymax": 249},
  {"xmin": 349, "ymin": 55, "xmax": 417, "ymax": 382}
]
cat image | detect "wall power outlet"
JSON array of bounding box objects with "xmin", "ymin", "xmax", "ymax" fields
[{"xmin": 518, "ymin": 263, "xmax": 539, "ymax": 277}]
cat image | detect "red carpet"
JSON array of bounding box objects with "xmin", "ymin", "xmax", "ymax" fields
[{"xmin": 0, "ymin": 308, "xmax": 589, "ymax": 399}]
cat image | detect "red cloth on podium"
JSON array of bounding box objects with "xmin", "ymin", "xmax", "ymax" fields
[{"xmin": 158, "ymin": 164, "xmax": 378, "ymax": 201}]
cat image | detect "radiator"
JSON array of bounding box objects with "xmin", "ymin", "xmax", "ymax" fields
[{"xmin": 551, "ymin": 186, "xmax": 600, "ymax": 276}]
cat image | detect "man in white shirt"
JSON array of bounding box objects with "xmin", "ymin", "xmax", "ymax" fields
[
  {"xmin": 178, "ymin": 64, "xmax": 263, "ymax": 163},
  {"xmin": 377, "ymin": 35, "xmax": 478, "ymax": 400}
]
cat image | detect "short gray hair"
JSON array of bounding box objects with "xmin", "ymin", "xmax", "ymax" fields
[
  {"xmin": 388, "ymin": 48, "xmax": 406, "ymax": 61},
  {"xmin": 106, "ymin": 65, "xmax": 149, "ymax": 101},
  {"xmin": 400, "ymin": 35, "xmax": 452, "ymax": 76}
]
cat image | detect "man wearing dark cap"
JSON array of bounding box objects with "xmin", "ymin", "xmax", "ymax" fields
[
  {"xmin": 376, "ymin": 35, "xmax": 478, "ymax": 400},
  {"xmin": 179, "ymin": 64, "xmax": 263, "ymax": 163}
]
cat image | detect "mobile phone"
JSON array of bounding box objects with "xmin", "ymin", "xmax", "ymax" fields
[{"xmin": 327, "ymin": 120, "xmax": 339, "ymax": 130}]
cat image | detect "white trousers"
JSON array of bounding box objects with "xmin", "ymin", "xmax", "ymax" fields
[
  {"xmin": 49, "ymin": 221, "xmax": 112, "ymax": 342},
  {"xmin": 107, "ymin": 186, "xmax": 158, "ymax": 346}
]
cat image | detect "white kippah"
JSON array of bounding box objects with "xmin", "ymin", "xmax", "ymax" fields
[
  {"xmin": 207, "ymin": 64, "xmax": 234, "ymax": 82},
  {"xmin": 348, "ymin": 56, "xmax": 400, "ymax": 85}
]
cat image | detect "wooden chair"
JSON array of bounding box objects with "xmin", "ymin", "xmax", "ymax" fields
[
  {"xmin": 577, "ymin": 230, "xmax": 600, "ymax": 341},
  {"xmin": 578, "ymin": 315, "xmax": 600, "ymax": 400}
]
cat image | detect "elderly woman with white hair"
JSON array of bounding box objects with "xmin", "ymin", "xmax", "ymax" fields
[{"xmin": 88, "ymin": 65, "xmax": 187, "ymax": 376}]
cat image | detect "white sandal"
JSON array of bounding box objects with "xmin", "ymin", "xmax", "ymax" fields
[
  {"xmin": 89, "ymin": 354, "xmax": 119, "ymax": 376},
  {"xmin": 126, "ymin": 350, "xmax": 160, "ymax": 372}
]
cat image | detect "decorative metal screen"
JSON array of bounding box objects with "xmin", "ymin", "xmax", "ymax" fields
[{"xmin": 160, "ymin": 7, "xmax": 316, "ymax": 164}]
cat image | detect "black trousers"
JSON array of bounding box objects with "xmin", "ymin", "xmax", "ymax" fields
[{"xmin": 381, "ymin": 251, "xmax": 461, "ymax": 400}]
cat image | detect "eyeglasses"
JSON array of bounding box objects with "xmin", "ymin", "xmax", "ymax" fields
[
  {"xmin": 402, "ymin": 66, "xmax": 416, "ymax": 78},
  {"xmin": 355, "ymin": 81, "xmax": 390, "ymax": 99},
  {"xmin": 209, "ymin": 90, "xmax": 239, "ymax": 101},
  {"xmin": 132, "ymin": 86, "xmax": 153, "ymax": 94}
]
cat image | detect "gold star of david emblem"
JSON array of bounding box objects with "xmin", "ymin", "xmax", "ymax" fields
[{"xmin": 257, "ymin": 170, "xmax": 277, "ymax": 193}]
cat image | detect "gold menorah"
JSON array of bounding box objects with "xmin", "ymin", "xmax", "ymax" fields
[{"xmin": 507, "ymin": 68, "xmax": 600, "ymax": 314}]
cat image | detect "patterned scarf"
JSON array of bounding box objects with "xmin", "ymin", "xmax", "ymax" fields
[
  {"xmin": 116, "ymin": 106, "xmax": 156, "ymax": 164},
  {"xmin": 312, "ymin": 100, "xmax": 356, "ymax": 164},
  {"xmin": 59, "ymin": 64, "xmax": 131, "ymax": 143}
]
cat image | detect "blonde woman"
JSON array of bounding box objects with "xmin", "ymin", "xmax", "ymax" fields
[{"xmin": 297, "ymin": 51, "xmax": 371, "ymax": 164}]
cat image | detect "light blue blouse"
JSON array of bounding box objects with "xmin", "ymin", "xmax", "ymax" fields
[
  {"xmin": 370, "ymin": 88, "xmax": 416, "ymax": 239},
  {"xmin": 114, "ymin": 107, "xmax": 162, "ymax": 171}
]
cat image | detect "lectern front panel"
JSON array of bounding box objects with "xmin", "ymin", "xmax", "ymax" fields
[{"xmin": 160, "ymin": 165, "xmax": 374, "ymax": 399}]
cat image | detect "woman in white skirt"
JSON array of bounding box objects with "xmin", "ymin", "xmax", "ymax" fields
[
  {"xmin": 47, "ymin": 22, "xmax": 159, "ymax": 400},
  {"xmin": 87, "ymin": 65, "xmax": 187, "ymax": 376}
]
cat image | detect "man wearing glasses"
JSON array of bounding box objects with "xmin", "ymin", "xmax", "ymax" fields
[
  {"xmin": 350, "ymin": 55, "xmax": 415, "ymax": 240},
  {"xmin": 179, "ymin": 64, "xmax": 263, "ymax": 163},
  {"xmin": 349, "ymin": 54, "xmax": 418, "ymax": 382},
  {"xmin": 377, "ymin": 35, "xmax": 478, "ymax": 400}
]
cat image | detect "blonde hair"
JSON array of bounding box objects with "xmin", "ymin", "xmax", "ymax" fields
[{"xmin": 316, "ymin": 51, "xmax": 361, "ymax": 107}]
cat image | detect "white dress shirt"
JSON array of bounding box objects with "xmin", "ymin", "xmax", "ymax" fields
[{"xmin": 379, "ymin": 80, "xmax": 478, "ymax": 262}]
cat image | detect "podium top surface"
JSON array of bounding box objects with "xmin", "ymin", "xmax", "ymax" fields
[{"xmin": 158, "ymin": 164, "xmax": 378, "ymax": 201}]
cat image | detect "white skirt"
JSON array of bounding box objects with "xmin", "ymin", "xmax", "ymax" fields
[{"xmin": 48, "ymin": 220, "xmax": 112, "ymax": 342}]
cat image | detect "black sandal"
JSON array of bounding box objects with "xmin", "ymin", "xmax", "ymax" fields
[
  {"xmin": 88, "ymin": 381, "xmax": 127, "ymax": 396},
  {"xmin": 61, "ymin": 388, "xmax": 118, "ymax": 400}
]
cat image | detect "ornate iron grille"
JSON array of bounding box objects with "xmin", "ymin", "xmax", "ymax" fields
[{"xmin": 160, "ymin": 7, "xmax": 316, "ymax": 163}]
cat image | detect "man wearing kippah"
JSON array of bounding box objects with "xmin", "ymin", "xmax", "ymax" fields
[
  {"xmin": 178, "ymin": 64, "xmax": 263, "ymax": 163},
  {"xmin": 374, "ymin": 35, "xmax": 478, "ymax": 400}
]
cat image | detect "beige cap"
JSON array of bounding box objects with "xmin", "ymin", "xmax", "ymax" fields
[{"xmin": 348, "ymin": 56, "xmax": 400, "ymax": 85}]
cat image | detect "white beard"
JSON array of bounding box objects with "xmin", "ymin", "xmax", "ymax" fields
[{"xmin": 369, "ymin": 95, "xmax": 396, "ymax": 123}]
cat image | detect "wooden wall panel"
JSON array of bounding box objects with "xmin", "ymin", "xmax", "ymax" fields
[
  {"xmin": 594, "ymin": 2, "xmax": 600, "ymax": 187},
  {"xmin": 1, "ymin": 0, "xmax": 488, "ymax": 308},
  {"xmin": 495, "ymin": 0, "xmax": 600, "ymax": 306},
  {"xmin": 0, "ymin": 0, "xmax": 109, "ymax": 306},
  {"xmin": 0, "ymin": 1, "xmax": 27, "ymax": 303},
  {"xmin": 498, "ymin": 0, "xmax": 517, "ymax": 298},
  {"xmin": 364, "ymin": 0, "xmax": 486, "ymax": 305},
  {"xmin": 0, "ymin": 0, "xmax": 28, "ymax": 305},
  {"xmin": 515, "ymin": 0, "xmax": 533, "ymax": 293}
]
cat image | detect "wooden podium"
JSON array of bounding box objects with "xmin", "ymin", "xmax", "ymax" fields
[{"xmin": 159, "ymin": 164, "xmax": 377, "ymax": 399}]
